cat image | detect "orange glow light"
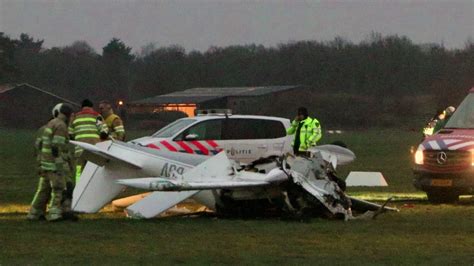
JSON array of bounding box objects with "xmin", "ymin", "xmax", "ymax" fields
[{"xmin": 162, "ymin": 104, "xmax": 196, "ymax": 117}]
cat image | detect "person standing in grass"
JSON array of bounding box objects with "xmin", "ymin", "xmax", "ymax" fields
[
  {"xmin": 27, "ymin": 103, "xmax": 73, "ymax": 222},
  {"xmin": 69, "ymin": 99, "xmax": 108, "ymax": 182}
]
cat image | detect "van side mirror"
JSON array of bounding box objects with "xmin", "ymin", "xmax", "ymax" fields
[{"xmin": 184, "ymin": 134, "xmax": 198, "ymax": 141}]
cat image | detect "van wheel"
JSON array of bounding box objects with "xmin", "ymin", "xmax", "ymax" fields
[{"xmin": 426, "ymin": 190, "xmax": 459, "ymax": 204}]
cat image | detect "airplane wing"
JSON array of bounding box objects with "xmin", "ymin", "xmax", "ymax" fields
[
  {"xmin": 117, "ymin": 177, "xmax": 271, "ymax": 191},
  {"xmin": 70, "ymin": 140, "xmax": 142, "ymax": 169},
  {"xmin": 308, "ymin": 144, "xmax": 356, "ymax": 168},
  {"xmin": 116, "ymin": 155, "xmax": 288, "ymax": 191}
]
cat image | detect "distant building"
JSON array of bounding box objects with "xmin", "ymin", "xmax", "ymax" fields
[
  {"xmin": 128, "ymin": 85, "xmax": 309, "ymax": 117},
  {"xmin": 0, "ymin": 83, "xmax": 79, "ymax": 128}
]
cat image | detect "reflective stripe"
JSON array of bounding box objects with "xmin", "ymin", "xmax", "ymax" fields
[
  {"xmin": 206, "ymin": 140, "xmax": 219, "ymax": 148},
  {"xmin": 53, "ymin": 135, "xmax": 66, "ymax": 141},
  {"xmin": 75, "ymin": 124, "xmax": 98, "ymax": 130},
  {"xmin": 75, "ymin": 146, "xmax": 84, "ymax": 153},
  {"xmin": 31, "ymin": 177, "xmax": 46, "ymax": 205},
  {"xmin": 75, "ymin": 134, "xmax": 100, "ymax": 139},
  {"xmin": 160, "ymin": 140, "xmax": 178, "ymax": 152},
  {"xmin": 74, "ymin": 128, "xmax": 100, "ymax": 134},
  {"xmin": 41, "ymin": 161, "xmax": 56, "ymax": 167},
  {"xmin": 146, "ymin": 144, "xmax": 160, "ymax": 150},
  {"xmin": 44, "ymin": 128, "xmax": 53, "ymax": 134},
  {"xmin": 114, "ymin": 126, "xmax": 125, "ymax": 133},
  {"xmin": 52, "ymin": 136, "xmax": 66, "ymax": 144},
  {"xmin": 48, "ymin": 181, "xmax": 57, "ymax": 209},
  {"xmin": 191, "ymin": 141, "xmax": 209, "ymax": 155},
  {"xmin": 41, "ymin": 148, "xmax": 52, "ymax": 153},
  {"xmin": 75, "ymin": 165, "xmax": 83, "ymax": 183},
  {"xmin": 73, "ymin": 117, "xmax": 97, "ymax": 124},
  {"xmin": 71, "ymin": 112, "xmax": 103, "ymax": 144},
  {"xmin": 41, "ymin": 161, "xmax": 56, "ymax": 171},
  {"xmin": 177, "ymin": 141, "xmax": 194, "ymax": 154}
]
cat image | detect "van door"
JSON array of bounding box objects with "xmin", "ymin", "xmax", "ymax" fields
[
  {"xmin": 173, "ymin": 119, "xmax": 224, "ymax": 155},
  {"xmin": 222, "ymin": 118, "xmax": 288, "ymax": 163}
]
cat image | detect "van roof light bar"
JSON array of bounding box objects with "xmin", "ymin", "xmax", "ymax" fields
[{"xmin": 196, "ymin": 109, "xmax": 233, "ymax": 116}]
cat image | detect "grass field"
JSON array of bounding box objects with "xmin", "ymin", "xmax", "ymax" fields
[{"xmin": 0, "ymin": 129, "xmax": 473, "ymax": 265}]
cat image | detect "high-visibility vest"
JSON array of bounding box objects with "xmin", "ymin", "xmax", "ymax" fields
[
  {"xmin": 287, "ymin": 116, "xmax": 322, "ymax": 151},
  {"xmin": 104, "ymin": 113, "xmax": 125, "ymax": 140},
  {"xmin": 69, "ymin": 107, "xmax": 105, "ymax": 145},
  {"xmin": 105, "ymin": 113, "xmax": 120, "ymax": 129}
]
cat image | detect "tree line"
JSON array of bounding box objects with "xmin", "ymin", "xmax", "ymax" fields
[{"xmin": 1, "ymin": 32, "xmax": 473, "ymax": 128}]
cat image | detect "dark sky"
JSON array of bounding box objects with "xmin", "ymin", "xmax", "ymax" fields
[{"xmin": 1, "ymin": 0, "xmax": 473, "ymax": 53}]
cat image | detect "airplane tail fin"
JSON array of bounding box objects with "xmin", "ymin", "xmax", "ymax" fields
[{"xmin": 72, "ymin": 162, "xmax": 125, "ymax": 213}]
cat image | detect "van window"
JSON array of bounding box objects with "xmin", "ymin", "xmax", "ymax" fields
[
  {"xmin": 175, "ymin": 119, "xmax": 223, "ymax": 140},
  {"xmin": 446, "ymin": 93, "xmax": 474, "ymax": 129},
  {"xmin": 152, "ymin": 119, "xmax": 196, "ymax": 138},
  {"xmin": 222, "ymin": 119, "xmax": 286, "ymax": 139}
]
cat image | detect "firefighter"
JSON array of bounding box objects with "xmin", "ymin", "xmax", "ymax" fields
[
  {"xmin": 433, "ymin": 106, "xmax": 456, "ymax": 134},
  {"xmin": 99, "ymin": 100, "xmax": 126, "ymax": 141},
  {"xmin": 69, "ymin": 99, "xmax": 108, "ymax": 181},
  {"xmin": 287, "ymin": 107, "xmax": 322, "ymax": 156},
  {"xmin": 27, "ymin": 103, "xmax": 73, "ymax": 221},
  {"xmin": 27, "ymin": 121, "xmax": 50, "ymax": 220},
  {"xmin": 422, "ymin": 108, "xmax": 445, "ymax": 138}
]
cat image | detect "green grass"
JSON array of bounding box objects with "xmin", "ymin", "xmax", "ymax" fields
[
  {"xmin": 1, "ymin": 129, "xmax": 473, "ymax": 265},
  {"xmin": 322, "ymin": 129, "xmax": 422, "ymax": 193}
]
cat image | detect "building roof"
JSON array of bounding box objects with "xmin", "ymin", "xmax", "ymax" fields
[
  {"xmin": 131, "ymin": 85, "xmax": 302, "ymax": 105},
  {"xmin": 0, "ymin": 83, "xmax": 80, "ymax": 107}
]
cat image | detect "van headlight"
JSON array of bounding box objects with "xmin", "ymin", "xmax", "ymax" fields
[
  {"xmin": 415, "ymin": 150, "xmax": 424, "ymax": 165},
  {"xmin": 471, "ymin": 150, "xmax": 474, "ymax": 166}
]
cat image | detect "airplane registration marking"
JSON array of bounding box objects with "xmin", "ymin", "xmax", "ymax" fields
[{"xmin": 160, "ymin": 163, "xmax": 185, "ymax": 177}]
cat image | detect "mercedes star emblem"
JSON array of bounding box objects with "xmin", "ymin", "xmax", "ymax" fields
[{"xmin": 436, "ymin": 152, "xmax": 448, "ymax": 165}]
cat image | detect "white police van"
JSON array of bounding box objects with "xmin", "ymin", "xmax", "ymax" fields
[{"xmin": 132, "ymin": 111, "xmax": 292, "ymax": 164}]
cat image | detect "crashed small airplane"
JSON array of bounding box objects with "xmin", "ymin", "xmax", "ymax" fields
[{"xmin": 71, "ymin": 140, "xmax": 397, "ymax": 220}]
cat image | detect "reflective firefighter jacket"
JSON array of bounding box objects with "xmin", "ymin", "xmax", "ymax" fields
[
  {"xmin": 422, "ymin": 118, "xmax": 438, "ymax": 137},
  {"xmin": 104, "ymin": 113, "xmax": 125, "ymax": 141},
  {"xmin": 34, "ymin": 125, "xmax": 47, "ymax": 170},
  {"xmin": 287, "ymin": 117, "xmax": 322, "ymax": 151},
  {"xmin": 69, "ymin": 107, "xmax": 108, "ymax": 145},
  {"xmin": 40, "ymin": 117, "xmax": 69, "ymax": 172}
]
